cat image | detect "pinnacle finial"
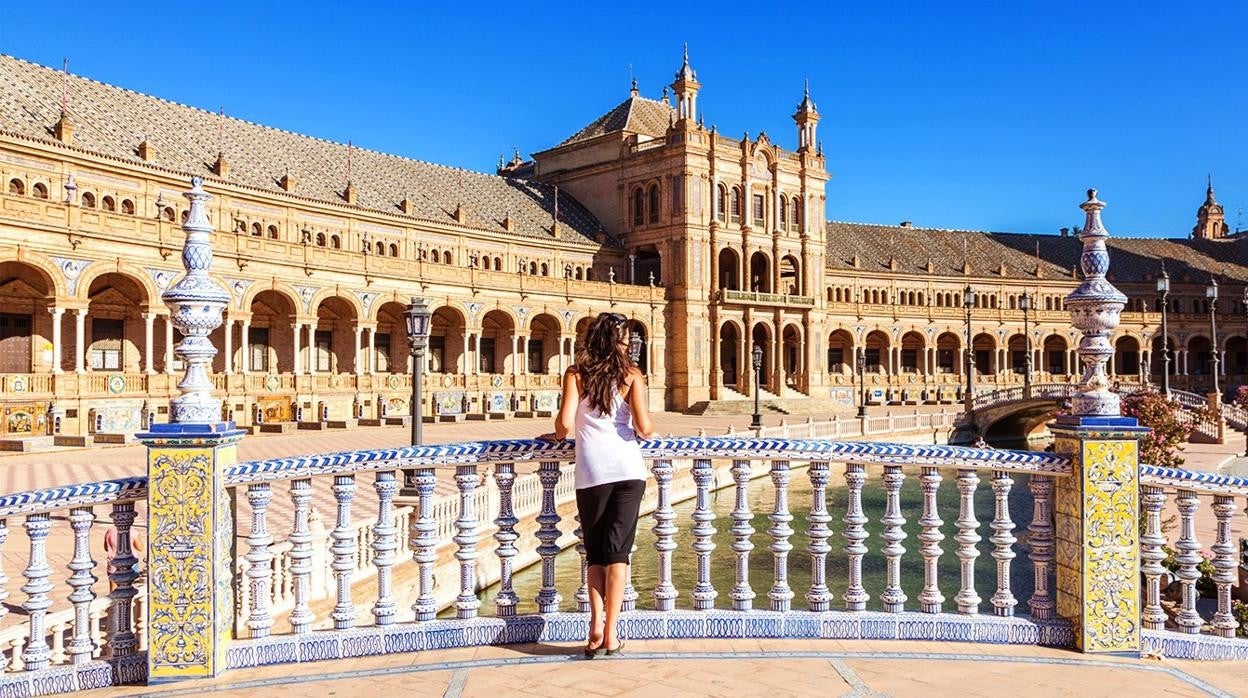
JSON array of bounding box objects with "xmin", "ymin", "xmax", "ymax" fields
[
  {"xmin": 804, "ymin": 77, "xmax": 810, "ymax": 98},
  {"xmin": 675, "ymin": 43, "xmax": 696, "ymax": 81}
]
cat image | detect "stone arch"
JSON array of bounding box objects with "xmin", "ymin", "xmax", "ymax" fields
[
  {"xmin": 936, "ymin": 331, "xmax": 961, "ymax": 374},
  {"xmin": 0, "ymin": 248, "xmax": 67, "ymax": 298},
  {"xmin": 750, "ymin": 321, "xmax": 773, "ymax": 391},
  {"xmin": 827, "ymin": 328, "xmax": 854, "ymax": 375},
  {"xmin": 900, "ymin": 330, "xmax": 925, "ymax": 374},
  {"xmin": 717, "ymin": 247, "xmax": 740, "ymax": 291},
  {"xmin": 372, "ymin": 301, "xmax": 410, "ymax": 374},
  {"xmin": 1113, "ymin": 335, "xmax": 1141, "ymax": 377},
  {"xmin": 528, "ymin": 312, "xmax": 562, "ymax": 375},
  {"xmin": 313, "ymin": 295, "xmax": 359, "ymax": 373},
  {"xmin": 719, "ymin": 319, "xmax": 744, "ymax": 388},
  {"xmin": 75, "ymin": 263, "xmax": 158, "ymax": 307},
  {"xmin": 430, "ymin": 305, "xmax": 468, "ymax": 375},
  {"xmin": 479, "ymin": 308, "xmax": 516, "ymax": 375},
  {"xmin": 85, "ymin": 271, "xmax": 151, "ymax": 373},
  {"xmin": 1042, "ymin": 334, "xmax": 1069, "ymax": 375},
  {"xmin": 242, "ymin": 283, "xmax": 303, "ymax": 320},
  {"xmin": 307, "ymin": 288, "xmax": 365, "ymax": 321},
  {"xmin": 863, "ymin": 329, "xmax": 890, "ymax": 373},
  {"xmin": 248, "ymin": 289, "xmax": 299, "ymax": 374},
  {"xmin": 972, "ymin": 332, "xmax": 997, "ymax": 374},
  {"xmin": 749, "ymin": 251, "xmax": 771, "ymax": 293},
  {"xmin": 0, "ymin": 260, "xmax": 58, "ymax": 372},
  {"xmin": 779, "ymin": 254, "xmax": 801, "ymax": 295},
  {"xmin": 781, "ymin": 322, "xmax": 803, "ymax": 385}
]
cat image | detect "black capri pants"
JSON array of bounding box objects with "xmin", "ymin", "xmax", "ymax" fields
[{"xmin": 575, "ymin": 479, "xmax": 646, "ymax": 566}]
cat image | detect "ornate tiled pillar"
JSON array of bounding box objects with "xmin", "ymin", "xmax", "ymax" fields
[
  {"xmin": 138, "ymin": 177, "xmax": 244, "ymax": 682},
  {"xmin": 1051, "ymin": 190, "xmax": 1147, "ymax": 654}
]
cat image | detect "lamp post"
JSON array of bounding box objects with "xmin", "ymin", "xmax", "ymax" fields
[
  {"xmin": 1208, "ymin": 278, "xmax": 1221, "ymax": 400},
  {"xmin": 856, "ymin": 352, "xmax": 867, "ymax": 418},
  {"xmin": 1157, "ymin": 268, "xmax": 1170, "ymax": 396},
  {"xmin": 400, "ymin": 297, "xmax": 431, "ymax": 498},
  {"xmin": 963, "ymin": 284, "xmax": 977, "ymax": 436},
  {"xmin": 1020, "ymin": 291, "xmax": 1033, "ymax": 398},
  {"xmin": 751, "ymin": 342, "xmax": 764, "ymax": 428},
  {"xmin": 404, "ymin": 297, "xmax": 432, "ymax": 446}
]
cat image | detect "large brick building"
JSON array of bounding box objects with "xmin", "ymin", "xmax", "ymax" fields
[{"xmin": 0, "ymin": 51, "xmax": 1243, "ymax": 442}]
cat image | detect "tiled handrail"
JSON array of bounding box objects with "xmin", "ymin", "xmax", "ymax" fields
[{"xmin": 221, "ymin": 437, "xmax": 1073, "ymax": 485}]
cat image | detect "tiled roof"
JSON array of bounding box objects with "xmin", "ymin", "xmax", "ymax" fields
[
  {"xmin": 825, "ymin": 221, "xmax": 1248, "ymax": 285},
  {"xmin": 558, "ymin": 95, "xmax": 674, "ymax": 147},
  {"xmin": 0, "ymin": 54, "xmax": 614, "ymax": 246}
]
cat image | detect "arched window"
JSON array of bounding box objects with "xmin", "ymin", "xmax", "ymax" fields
[
  {"xmin": 529, "ymin": 261, "xmax": 538, "ymax": 275},
  {"xmin": 574, "ymin": 267, "xmax": 583, "ymax": 280},
  {"xmin": 81, "ymin": 191, "xmax": 96, "ymax": 208},
  {"xmin": 162, "ymin": 207, "xmax": 175, "ymax": 221},
  {"xmin": 729, "ymin": 187, "xmax": 741, "ymax": 222},
  {"xmin": 267, "ymin": 224, "xmax": 279, "ymax": 239},
  {"xmin": 779, "ymin": 195, "xmax": 788, "ymax": 226},
  {"xmin": 32, "ymin": 182, "xmax": 48, "ymax": 199},
  {"xmin": 102, "ymin": 195, "xmax": 116, "ymax": 212},
  {"xmin": 647, "ymin": 183, "xmax": 660, "ymax": 224},
  {"xmin": 716, "ymin": 184, "xmax": 727, "ymax": 222},
  {"xmin": 7, "ymin": 178, "xmax": 23, "ymax": 196},
  {"xmin": 121, "ymin": 199, "xmax": 135, "ymax": 215},
  {"xmin": 376, "ymin": 241, "xmax": 385, "ymax": 256},
  {"xmin": 316, "ymin": 232, "xmax": 326, "ymax": 247},
  {"xmin": 540, "ymin": 263, "xmax": 549, "ymax": 276},
  {"xmin": 389, "ymin": 243, "xmax": 398, "ymax": 257},
  {"xmin": 791, "ymin": 196, "xmax": 802, "ymax": 231},
  {"xmin": 180, "ymin": 209, "xmax": 189, "ymax": 223},
  {"xmin": 494, "ymin": 257, "xmax": 502, "ymax": 271},
  {"xmin": 330, "ymin": 235, "xmax": 341, "ymax": 249},
  {"xmin": 585, "ymin": 268, "xmax": 594, "ymax": 281},
  {"xmin": 250, "ymin": 222, "xmax": 262, "ymax": 237},
  {"xmin": 632, "ymin": 188, "xmax": 644, "ymax": 226},
  {"xmin": 443, "ymin": 250, "xmax": 452, "ymax": 265}
]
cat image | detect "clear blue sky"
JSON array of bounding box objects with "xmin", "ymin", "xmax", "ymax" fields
[{"xmin": 1, "ymin": 2, "xmax": 1243, "ymax": 237}]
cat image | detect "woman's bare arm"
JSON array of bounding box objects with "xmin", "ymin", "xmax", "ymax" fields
[
  {"xmin": 626, "ymin": 368, "xmax": 654, "ymax": 439},
  {"xmin": 551, "ymin": 367, "xmax": 579, "ymax": 440}
]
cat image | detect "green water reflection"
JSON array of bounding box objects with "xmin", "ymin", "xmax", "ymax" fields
[{"xmin": 475, "ymin": 467, "xmax": 1038, "ymax": 616}]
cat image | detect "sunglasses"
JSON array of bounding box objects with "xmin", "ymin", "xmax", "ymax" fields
[{"xmin": 604, "ymin": 312, "xmax": 627, "ymax": 325}]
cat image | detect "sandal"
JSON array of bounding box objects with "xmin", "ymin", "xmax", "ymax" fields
[{"xmin": 604, "ymin": 640, "xmax": 625, "ymax": 657}]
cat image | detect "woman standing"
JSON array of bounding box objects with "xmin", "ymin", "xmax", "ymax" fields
[{"xmin": 545, "ymin": 312, "xmax": 653, "ymax": 658}]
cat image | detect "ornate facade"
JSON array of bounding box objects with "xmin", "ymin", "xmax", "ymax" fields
[{"xmin": 0, "ymin": 51, "xmax": 1244, "ymax": 441}]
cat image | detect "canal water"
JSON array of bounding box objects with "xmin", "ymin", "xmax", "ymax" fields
[{"xmin": 474, "ymin": 465, "xmax": 1039, "ymax": 616}]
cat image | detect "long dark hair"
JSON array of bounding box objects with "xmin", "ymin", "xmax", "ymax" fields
[{"xmin": 577, "ymin": 312, "xmax": 633, "ymax": 414}]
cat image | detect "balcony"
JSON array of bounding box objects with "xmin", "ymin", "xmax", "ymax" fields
[{"xmin": 720, "ymin": 289, "xmax": 816, "ymax": 308}]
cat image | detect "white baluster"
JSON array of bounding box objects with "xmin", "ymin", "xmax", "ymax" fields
[
  {"xmin": 454, "ymin": 464, "xmax": 482, "ymax": 619},
  {"xmin": 918, "ymin": 467, "xmax": 945, "ymax": 613},
  {"xmin": 843, "ymin": 463, "xmax": 869, "ymax": 611},
  {"xmin": 410, "ymin": 467, "xmax": 438, "ymax": 621},
  {"xmin": 245, "ymin": 483, "xmax": 274, "ymax": 638},
  {"xmin": 49, "ymin": 622, "xmax": 66, "ymax": 665},
  {"xmin": 806, "ymin": 461, "xmax": 832, "ymax": 612},
  {"xmin": 8, "ymin": 638, "xmax": 23, "ymax": 671},
  {"xmin": 691, "ymin": 458, "xmax": 718, "ymax": 610},
  {"xmin": 1174, "ymin": 489, "xmax": 1203, "ymax": 633},
  {"xmin": 880, "ymin": 465, "xmax": 907, "ymax": 613},
  {"xmin": 287, "ymin": 478, "xmax": 314, "ymax": 633},
  {"xmin": 492, "ymin": 462, "xmax": 520, "ymax": 617},
  {"xmin": 107, "ymin": 503, "xmax": 138, "ymax": 656},
  {"xmin": 622, "ymin": 545, "xmax": 639, "ymax": 612},
  {"xmin": 729, "ymin": 460, "xmax": 755, "ymax": 611},
  {"xmin": 989, "ymin": 471, "xmax": 1016, "ymax": 616},
  {"xmin": 372, "ymin": 471, "xmax": 399, "ymax": 625},
  {"xmin": 954, "ymin": 469, "xmax": 981, "ymax": 614},
  {"xmin": 66, "ymin": 507, "xmax": 97, "ymax": 664},
  {"xmin": 1210, "ymin": 495, "xmax": 1238, "ymax": 637},
  {"xmin": 21, "ymin": 513, "xmax": 53, "ymax": 670},
  {"xmin": 1028, "ymin": 475, "xmax": 1055, "ymax": 622},
  {"xmin": 651, "ymin": 459, "xmax": 678, "ymax": 611},
  {"xmin": 574, "ymin": 514, "xmax": 590, "ymax": 613},
  {"xmin": 535, "ymin": 461, "xmax": 563, "ymax": 613},
  {"xmin": 763, "ymin": 462, "xmax": 793, "ymax": 614},
  {"xmin": 330, "ymin": 474, "xmax": 357, "ymax": 630}
]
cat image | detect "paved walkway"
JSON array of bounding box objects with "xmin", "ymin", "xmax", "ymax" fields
[{"xmin": 82, "ymin": 639, "xmax": 1245, "ymax": 697}]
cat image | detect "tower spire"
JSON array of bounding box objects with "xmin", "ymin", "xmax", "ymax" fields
[
  {"xmin": 1194, "ymin": 175, "xmax": 1228, "ymax": 239},
  {"xmin": 671, "ymin": 44, "xmax": 701, "ymax": 124},
  {"xmin": 792, "ymin": 80, "xmax": 820, "ymax": 152}
]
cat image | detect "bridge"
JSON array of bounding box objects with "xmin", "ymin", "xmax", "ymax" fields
[
  {"xmin": 957, "ymin": 382, "xmax": 1235, "ymax": 446},
  {"xmin": 0, "ymin": 181, "xmax": 1243, "ymax": 696}
]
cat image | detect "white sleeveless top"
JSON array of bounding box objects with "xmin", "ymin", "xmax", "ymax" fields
[{"xmin": 573, "ymin": 389, "xmax": 646, "ymax": 489}]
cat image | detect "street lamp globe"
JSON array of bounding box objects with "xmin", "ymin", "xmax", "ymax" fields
[
  {"xmin": 1207, "ymin": 278, "xmax": 1219, "ymax": 301},
  {"xmin": 629, "ymin": 331, "xmax": 643, "ymax": 366},
  {"xmin": 752, "ymin": 343, "xmax": 764, "ymax": 371},
  {"xmin": 404, "ymin": 297, "xmax": 432, "ymax": 349},
  {"xmin": 963, "ymin": 284, "xmax": 976, "ymax": 309},
  {"xmin": 1018, "ymin": 292, "xmax": 1030, "ymax": 312},
  {"xmin": 1156, "ymin": 270, "xmax": 1169, "ymax": 294}
]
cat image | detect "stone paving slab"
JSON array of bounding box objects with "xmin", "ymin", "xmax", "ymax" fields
[{"xmin": 75, "ymin": 639, "xmax": 1245, "ymax": 697}]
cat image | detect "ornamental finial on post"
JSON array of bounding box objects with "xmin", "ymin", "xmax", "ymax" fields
[
  {"xmin": 163, "ymin": 176, "xmax": 229, "ymax": 424},
  {"xmin": 1065, "ymin": 188, "xmax": 1127, "ymax": 416}
]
